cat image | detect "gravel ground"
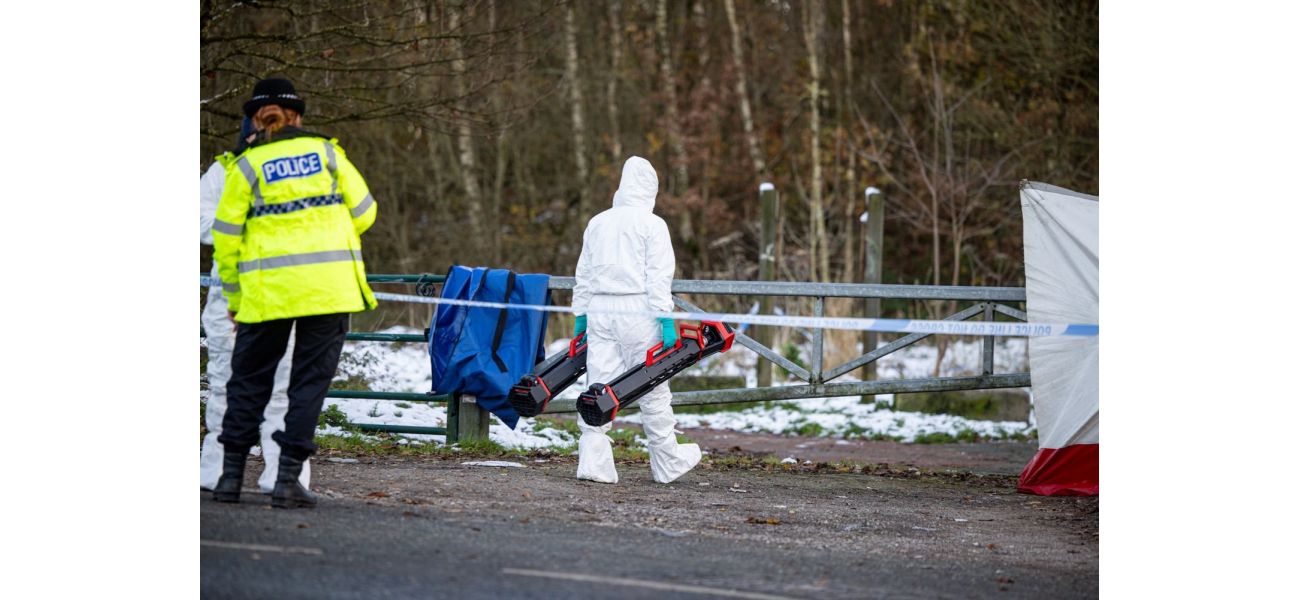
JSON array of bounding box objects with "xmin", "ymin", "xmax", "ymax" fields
[{"xmin": 201, "ymin": 443, "xmax": 1097, "ymax": 599}]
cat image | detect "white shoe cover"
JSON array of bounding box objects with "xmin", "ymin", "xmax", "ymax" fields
[
  {"xmin": 649, "ymin": 440, "xmax": 702, "ymax": 483},
  {"xmin": 576, "ymin": 431, "xmax": 619, "ymax": 484},
  {"xmin": 641, "ymin": 411, "xmax": 701, "ymax": 483},
  {"xmin": 257, "ymin": 439, "xmax": 311, "ymax": 494},
  {"xmin": 199, "ymin": 434, "xmax": 224, "ymax": 490}
]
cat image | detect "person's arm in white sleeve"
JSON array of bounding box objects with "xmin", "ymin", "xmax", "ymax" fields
[
  {"xmin": 572, "ymin": 223, "xmax": 595, "ymax": 316},
  {"xmin": 199, "ymin": 161, "xmax": 225, "ymax": 245},
  {"xmin": 644, "ymin": 218, "xmax": 676, "ymax": 313}
]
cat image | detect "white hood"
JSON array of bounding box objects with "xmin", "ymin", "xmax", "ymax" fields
[
  {"xmin": 571, "ymin": 156, "xmax": 676, "ymax": 315},
  {"xmin": 611, "ymin": 156, "xmax": 659, "ymax": 211}
]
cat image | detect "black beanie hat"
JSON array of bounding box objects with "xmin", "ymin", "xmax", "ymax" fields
[{"xmin": 242, "ymin": 77, "xmax": 306, "ymax": 118}]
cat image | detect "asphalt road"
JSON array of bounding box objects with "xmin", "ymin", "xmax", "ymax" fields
[{"xmin": 201, "ymin": 454, "xmax": 1097, "ymax": 599}]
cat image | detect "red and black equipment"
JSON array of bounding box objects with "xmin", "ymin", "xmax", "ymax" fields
[
  {"xmin": 577, "ymin": 321, "xmax": 735, "ymax": 427},
  {"xmin": 507, "ymin": 335, "xmax": 588, "ymax": 418}
]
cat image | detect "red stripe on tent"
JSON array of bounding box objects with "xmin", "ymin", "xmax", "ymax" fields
[{"xmin": 1018, "ymin": 444, "xmax": 1098, "ymax": 496}]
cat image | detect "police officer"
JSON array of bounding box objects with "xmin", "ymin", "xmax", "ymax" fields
[
  {"xmin": 211, "ymin": 77, "xmax": 378, "ymax": 509},
  {"xmin": 200, "ymin": 118, "xmax": 307, "ymax": 495}
]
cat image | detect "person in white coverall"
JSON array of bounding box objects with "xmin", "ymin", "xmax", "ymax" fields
[
  {"xmin": 571, "ymin": 156, "xmax": 702, "ymax": 484},
  {"xmin": 199, "ymin": 119, "xmax": 309, "ymax": 493}
]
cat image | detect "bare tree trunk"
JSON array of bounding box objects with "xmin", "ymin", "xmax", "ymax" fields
[
  {"xmin": 449, "ymin": 2, "xmax": 484, "ymax": 255},
  {"xmin": 488, "ymin": 0, "xmax": 506, "ymax": 263},
  {"xmin": 952, "ymin": 229, "xmax": 965, "ymax": 286},
  {"xmin": 723, "ymin": 0, "xmax": 766, "ymax": 178},
  {"xmin": 689, "ymin": 0, "xmax": 712, "ymax": 266},
  {"xmin": 564, "ymin": 2, "xmax": 591, "ymax": 217},
  {"xmin": 839, "ymin": 0, "xmax": 856, "ymax": 283},
  {"xmin": 606, "ymin": 0, "xmax": 623, "ymax": 162},
  {"xmin": 931, "ymin": 193, "xmax": 941, "ymax": 286},
  {"xmin": 656, "ymin": 0, "xmax": 688, "ymax": 198},
  {"xmin": 512, "ymin": 22, "xmax": 537, "ymax": 209},
  {"xmin": 928, "ymin": 39, "xmax": 945, "ymax": 290},
  {"xmin": 930, "ymin": 188, "xmax": 944, "ymax": 377},
  {"xmin": 803, "ymin": 0, "xmax": 827, "ymax": 282}
]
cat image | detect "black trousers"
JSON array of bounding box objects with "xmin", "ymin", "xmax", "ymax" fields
[{"xmin": 219, "ymin": 313, "xmax": 349, "ymax": 461}]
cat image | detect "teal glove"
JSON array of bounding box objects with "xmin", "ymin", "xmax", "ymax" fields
[
  {"xmin": 659, "ymin": 318, "xmax": 678, "ymax": 347},
  {"xmin": 573, "ymin": 315, "xmax": 587, "ymax": 337}
]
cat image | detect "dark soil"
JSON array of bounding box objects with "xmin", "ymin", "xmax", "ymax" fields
[{"xmin": 683, "ymin": 427, "xmax": 1039, "ymax": 475}]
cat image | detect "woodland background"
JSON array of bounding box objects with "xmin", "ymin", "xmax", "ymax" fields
[{"xmin": 200, "ymin": 0, "xmax": 1098, "ymax": 337}]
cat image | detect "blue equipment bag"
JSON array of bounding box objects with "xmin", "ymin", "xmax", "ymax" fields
[{"xmin": 429, "ymin": 265, "xmax": 551, "ymax": 429}]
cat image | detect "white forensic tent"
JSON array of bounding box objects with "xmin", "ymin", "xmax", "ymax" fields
[{"xmin": 1017, "ymin": 181, "xmax": 1099, "ymax": 496}]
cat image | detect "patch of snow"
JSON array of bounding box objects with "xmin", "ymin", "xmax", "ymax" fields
[
  {"xmin": 461, "ymin": 461, "xmax": 526, "ymax": 468},
  {"xmin": 618, "ymin": 396, "xmax": 1032, "ymax": 443},
  {"xmin": 206, "ymin": 327, "xmax": 1033, "ymax": 449},
  {"xmin": 316, "ymin": 327, "xmax": 578, "ymax": 449},
  {"xmin": 618, "ymin": 337, "xmax": 1033, "ymax": 443}
]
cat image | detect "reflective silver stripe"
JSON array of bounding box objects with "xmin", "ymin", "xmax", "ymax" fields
[
  {"xmin": 238, "ymin": 249, "xmax": 362, "ymax": 274},
  {"xmin": 222, "ymin": 281, "xmax": 241, "ymax": 293},
  {"xmin": 351, "ymin": 194, "xmax": 375, "ymax": 218},
  {"xmin": 212, "ymin": 218, "xmax": 243, "ymax": 236},
  {"xmin": 236, "ymin": 157, "xmax": 265, "ymax": 207},
  {"xmin": 323, "ymin": 142, "xmax": 339, "ymax": 195}
]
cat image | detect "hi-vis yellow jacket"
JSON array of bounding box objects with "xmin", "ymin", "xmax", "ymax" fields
[{"xmin": 212, "ymin": 129, "xmax": 378, "ymax": 323}]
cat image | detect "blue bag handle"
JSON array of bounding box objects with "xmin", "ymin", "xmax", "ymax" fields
[{"xmin": 489, "ymin": 270, "xmax": 517, "ymax": 372}]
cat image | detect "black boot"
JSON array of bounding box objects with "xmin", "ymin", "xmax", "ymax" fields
[
  {"xmin": 212, "ymin": 450, "xmax": 247, "ymax": 503},
  {"xmin": 271, "ymin": 455, "xmax": 317, "ymax": 509}
]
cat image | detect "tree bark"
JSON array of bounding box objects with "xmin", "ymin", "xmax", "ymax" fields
[
  {"xmin": 564, "ymin": 2, "xmax": 591, "ymax": 217},
  {"xmin": 839, "ymin": 0, "xmax": 856, "ymax": 283},
  {"xmin": 723, "ymin": 0, "xmax": 766, "ymax": 178},
  {"xmin": 656, "ymin": 0, "xmax": 688, "ymax": 198},
  {"xmin": 488, "ymin": 0, "xmax": 506, "ymax": 264},
  {"xmin": 606, "ymin": 0, "xmax": 624, "ymax": 162},
  {"xmin": 803, "ymin": 0, "xmax": 828, "ymax": 282},
  {"xmin": 449, "ymin": 2, "xmax": 484, "ymax": 256},
  {"xmin": 689, "ymin": 0, "xmax": 712, "ymax": 266}
]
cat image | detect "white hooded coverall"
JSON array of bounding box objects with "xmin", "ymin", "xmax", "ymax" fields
[
  {"xmin": 199, "ymin": 160, "xmax": 309, "ymax": 492},
  {"xmin": 571, "ymin": 156, "xmax": 702, "ymax": 484}
]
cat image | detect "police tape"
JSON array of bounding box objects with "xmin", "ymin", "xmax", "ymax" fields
[
  {"xmin": 200, "ymin": 277, "xmax": 1096, "ymax": 337},
  {"xmin": 376, "ymin": 292, "xmax": 1096, "ymax": 338}
]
